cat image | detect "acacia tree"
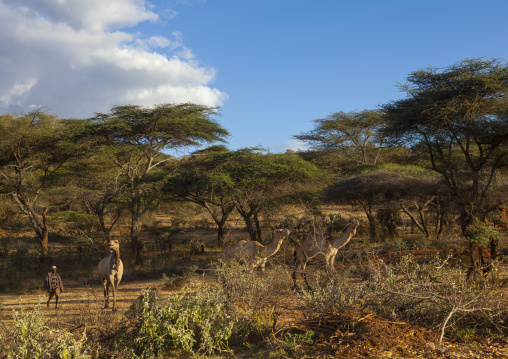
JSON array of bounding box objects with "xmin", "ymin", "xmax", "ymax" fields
[
  {"xmin": 383, "ymin": 58, "xmax": 508, "ymax": 270},
  {"xmin": 166, "ymin": 147, "xmax": 329, "ymax": 244},
  {"xmin": 325, "ymin": 165, "xmax": 444, "ymax": 241},
  {"xmin": 62, "ymin": 153, "xmax": 127, "ymax": 243},
  {"xmin": 164, "ymin": 146, "xmax": 236, "ymax": 248},
  {"xmin": 295, "ymin": 109, "xmax": 386, "ymax": 166},
  {"xmin": 0, "ymin": 110, "xmax": 85, "ymax": 258},
  {"xmin": 227, "ymin": 149, "xmax": 330, "ymax": 242},
  {"xmin": 90, "ymin": 103, "xmax": 229, "ymax": 264}
]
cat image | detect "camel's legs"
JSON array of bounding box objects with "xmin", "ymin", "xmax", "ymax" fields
[
  {"xmin": 103, "ymin": 279, "xmax": 110, "ymax": 309},
  {"xmin": 301, "ymin": 262, "xmax": 312, "ymax": 291},
  {"xmin": 292, "ymin": 259, "xmax": 303, "ymax": 288},
  {"xmin": 112, "ymin": 278, "xmax": 119, "ymax": 311},
  {"xmin": 291, "ymin": 266, "xmax": 298, "ymax": 288},
  {"xmin": 292, "ymin": 261, "xmax": 312, "ymax": 291}
]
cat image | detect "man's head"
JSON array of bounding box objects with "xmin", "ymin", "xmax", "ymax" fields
[{"xmin": 51, "ymin": 266, "xmax": 57, "ymax": 273}]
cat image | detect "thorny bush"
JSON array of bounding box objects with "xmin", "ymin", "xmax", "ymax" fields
[{"xmin": 298, "ymin": 254, "xmax": 508, "ymax": 342}]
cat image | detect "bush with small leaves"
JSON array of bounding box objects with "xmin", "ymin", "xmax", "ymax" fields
[
  {"xmin": 268, "ymin": 330, "xmax": 315, "ymax": 359},
  {"xmin": 130, "ymin": 286, "xmax": 238, "ymax": 357},
  {"xmin": 2, "ymin": 300, "xmax": 94, "ymax": 359}
]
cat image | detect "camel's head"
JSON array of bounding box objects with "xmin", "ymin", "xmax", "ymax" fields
[
  {"xmin": 349, "ymin": 219, "xmax": 360, "ymax": 234},
  {"xmin": 108, "ymin": 239, "xmax": 120, "ymax": 252},
  {"xmin": 275, "ymin": 228, "xmax": 290, "ymax": 241}
]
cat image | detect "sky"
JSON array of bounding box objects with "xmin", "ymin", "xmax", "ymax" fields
[{"xmin": 1, "ymin": 0, "xmax": 507, "ymax": 154}]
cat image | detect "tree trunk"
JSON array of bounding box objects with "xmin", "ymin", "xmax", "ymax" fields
[
  {"xmin": 490, "ymin": 239, "xmax": 498, "ymax": 261},
  {"xmin": 400, "ymin": 204, "xmax": 431, "ymax": 241},
  {"xmin": 40, "ymin": 224, "xmax": 49, "ymax": 258},
  {"xmin": 202, "ymin": 201, "xmax": 234, "ymax": 248},
  {"xmin": 11, "ymin": 193, "xmax": 50, "ymax": 258},
  {"xmin": 361, "ymin": 201, "xmax": 377, "ymax": 241},
  {"xmin": 131, "ymin": 193, "xmax": 143, "ymax": 265},
  {"xmin": 235, "ymin": 202, "xmax": 258, "ymax": 241},
  {"xmin": 466, "ymin": 241, "xmax": 478, "ymax": 281},
  {"xmin": 254, "ymin": 212, "xmax": 263, "ymax": 243}
]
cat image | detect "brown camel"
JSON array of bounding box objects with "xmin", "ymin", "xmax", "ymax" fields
[
  {"xmin": 292, "ymin": 219, "xmax": 359, "ymax": 289},
  {"xmin": 98, "ymin": 239, "xmax": 124, "ymax": 311},
  {"xmin": 220, "ymin": 228, "xmax": 290, "ymax": 271}
]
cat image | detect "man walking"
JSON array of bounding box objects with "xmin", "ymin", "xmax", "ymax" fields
[{"xmin": 44, "ymin": 266, "xmax": 64, "ymax": 308}]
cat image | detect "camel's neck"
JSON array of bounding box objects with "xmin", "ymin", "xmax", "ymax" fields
[
  {"xmin": 265, "ymin": 239, "xmax": 283, "ymax": 257},
  {"xmin": 109, "ymin": 249, "xmax": 121, "ymax": 268},
  {"xmin": 263, "ymin": 233, "xmax": 286, "ymax": 258},
  {"xmin": 329, "ymin": 225, "xmax": 357, "ymax": 249}
]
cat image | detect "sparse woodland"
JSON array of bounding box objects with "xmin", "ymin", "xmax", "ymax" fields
[{"xmin": 1, "ymin": 58, "xmax": 508, "ymax": 358}]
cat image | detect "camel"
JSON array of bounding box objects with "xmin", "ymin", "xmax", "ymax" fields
[
  {"xmin": 292, "ymin": 219, "xmax": 359, "ymax": 289},
  {"xmin": 220, "ymin": 228, "xmax": 290, "ymax": 271},
  {"xmin": 98, "ymin": 239, "xmax": 124, "ymax": 311}
]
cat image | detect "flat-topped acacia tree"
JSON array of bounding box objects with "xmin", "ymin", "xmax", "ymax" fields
[
  {"xmin": 383, "ymin": 58, "xmax": 508, "ymax": 271},
  {"xmin": 165, "ymin": 147, "xmax": 330, "ymax": 245},
  {"xmin": 164, "ymin": 145, "xmax": 237, "ymax": 248},
  {"xmin": 224, "ymin": 148, "xmax": 330, "ymax": 242},
  {"xmin": 90, "ymin": 103, "xmax": 229, "ymax": 264},
  {"xmin": 0, "ymin": 109, "xmax": 88, "ymax": 258}
]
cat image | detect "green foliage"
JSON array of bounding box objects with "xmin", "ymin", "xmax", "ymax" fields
[
  {"xmin": 449, "ymin": 327, "xmax": 477, "ymax": 343},
  {"xmin": 299, "ymin": 273, "xmax": 370, "ymax": 314},
  {"xmin": 268, "ymin": 330, "xmax": 314, "ymax": 359},
  {"xmin": 159, "ymin": 266, "xmax": 198, "ymax": 291},
  {"xmin": 346, "ymin": 162, "xmax": 438, "ymax": 178},
  {"xmin": 215, "ymin": 260, "xmax": 293, "ymax": 345},
  {"xmin": 383, "ymin": 58, "xmax": 508, "ymax": 228},
  {"xmin": 90, "ymin": 103, "xmax": 230, "ymax": 263},
  {"xmin": 296, "ymin": 254, "xmax": 508, "ymax": 344},
  {"xmin": 3, "ymin": 301, "xmax": 93, "ymax": 359},
  {"xmin": 131, "ymin": 287, "xmax": 237, "ymax": 357},
  {"xmin": 467, "ymin": 219, "xmax": 499, "ymax": 246},
  {"xmin": 52, "ymin": 211, "xmax": 96, "ymax": 223},
  {"xmin": 6, "ymin": 303, "xmax": 46, "ymax": 359},
  {"xmin": 294, "ymin": 109, "xmax": 386, "ymax": 166}
]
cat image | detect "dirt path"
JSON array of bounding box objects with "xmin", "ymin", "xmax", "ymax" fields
[{"xmin": 0, "ymin": 279, "xmax": 164, "ymax": 328}]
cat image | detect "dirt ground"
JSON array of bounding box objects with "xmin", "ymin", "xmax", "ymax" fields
[
  {"xmin": 2, "ymin": 271, "xmax": 508, "ymax": 359},
  {"xmin": 298, "ymin": 311, "xmax": 508, "ymax": 359}
]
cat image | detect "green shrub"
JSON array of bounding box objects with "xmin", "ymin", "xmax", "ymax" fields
[
  {"xmin": 2, "ymin": 301, "xmax": 93, "ymax": 359},
  {"xmin": 268, "ymin": 330, "xmax": 314, "ymax": 359},
  {"xmin": 5, "ymin": 303, "xmax": 47, "ymax": 359},
  {"xmin": 131, "ymin": 287, "xmax": 237, "ymax": 357}
]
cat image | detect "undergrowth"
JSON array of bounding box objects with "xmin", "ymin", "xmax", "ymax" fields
[{"xmin": 2, "ymin": 255, "xmax": 508, "ymax": 358}]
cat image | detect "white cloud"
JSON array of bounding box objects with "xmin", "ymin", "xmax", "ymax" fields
[
  {"xmin": 0, "ymin": 0, "xmax": 227, "ymax": 118},
  {"xmin": 273, "ymin": 139, "xmax": 309, "ymax": 153}
]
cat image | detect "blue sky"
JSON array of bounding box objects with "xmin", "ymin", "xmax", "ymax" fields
[{"xmin": 1, "ymin": 1, "xmax": 507, "ymax": 153}]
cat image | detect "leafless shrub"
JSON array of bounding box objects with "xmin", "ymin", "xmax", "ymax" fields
[
  {"xmin": 297, "ymin": 254, "xmax": 508, "ymax": 343},
  {"xmin": 216, "ymin": 261, "xmax": 293, "ymax": 335},
  {"xmin": 366, "ymin": 255, "xmax": 508, "ymax": 342}
]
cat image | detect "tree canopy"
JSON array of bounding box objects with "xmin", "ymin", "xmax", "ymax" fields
[
  {"xmin": 295, "ymin": 109, "xmax": 386, "ymax": 165},
  {"xmin": 383, "ymin": 58, "xmax": 508, "ymax": 231},
  {"xmin": 89, "ymin": 103, "xmax": 229, "ymax": 264}
]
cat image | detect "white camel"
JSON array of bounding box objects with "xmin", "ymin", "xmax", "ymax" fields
[
  {"xmin": 98, "ymin": 239, "xmax": 124, "ymax": 311},
  {"xmin": 292, "ymin": 219, "xmax": 359, "ymax": 289},
  {"xmin": 220, "ymin": 228, "xmax": 290, "ymax": 271}
]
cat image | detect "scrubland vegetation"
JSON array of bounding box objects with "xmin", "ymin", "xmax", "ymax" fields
[{"xmin": 1, "ymin": 57, "xmax": 508, "ymax": 357}]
